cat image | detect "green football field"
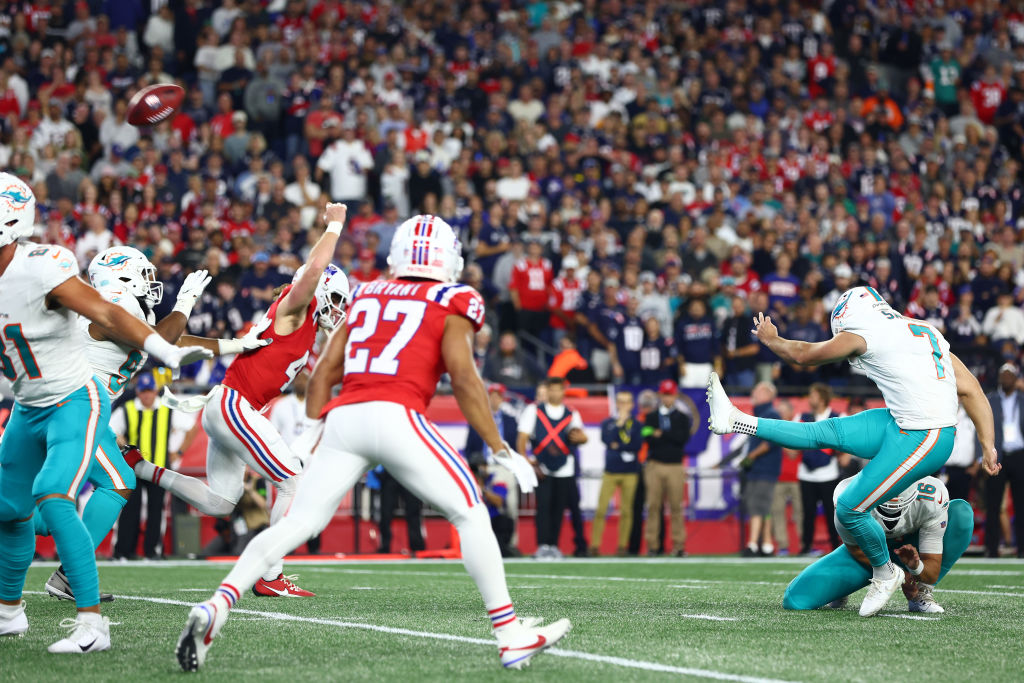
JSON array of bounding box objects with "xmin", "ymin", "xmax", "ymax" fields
[{"xmin": 3, "ymin": 557, "xmax": 1023, "ymax": 681}]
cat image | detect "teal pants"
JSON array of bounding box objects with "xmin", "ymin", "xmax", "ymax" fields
[
  {"xmin": 34, "ymin": 425, "xmax": 135, "ymax": 549},
  {"xmin": 0, "ymin": 377, "xmax": 110, "ymax": 608},
  {"xmin": 783, "ymin": 498, "xmax": 973, "ymax": 609},
  {"xmin": 756, "ymin": 408, "xmax": 954, "ymax": 566}
]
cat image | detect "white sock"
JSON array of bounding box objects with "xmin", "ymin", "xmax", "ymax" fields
[
  {"xmin": 262, "ymin": 477, "xmax": 297, "ymax": 581},
  {"xmin": 78, "ymin": 611, "xmax": 104, "ymax": 627},
  {"xmin": 732, "ymin": 411, "xmax": 758, "ymax": 435},
  {"xmin": 761, "ymin": 543, "xmax": 774, "ymax": 555},
  {"xmin": 139, "ymin": 465, "xmax": 236, "ymax": 517},
  {"xmin": 0, "ymin": 601, "xmax": 23, "ymax": 618},
  {"xmin": 747, "ymin": 542, "xmax": 758, "ymax": 551},
  {"xmin": 452, "ymin": 506, "xmax": 520, "ymax": 637},
  {"xmin": 872, "ymin": 561, "xmax": 897, "ymax": 581}
]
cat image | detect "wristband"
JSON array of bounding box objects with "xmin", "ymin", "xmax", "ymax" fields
[
  {"xmin": 909, "ymin": 560, "xmax": 924, "ymax": 576},
  {"xmin": 172, "ymin": 298, "xmax": 197, "ymax": 317},
  {"xmin": 217, "ymin": 338, "xmax": 243, "ymax": 355},
  {"xmin": 326, "ymin": 220, "xmax": 343, "ymax": 235},
  {"xmin": 143, "ymin": 333, "xmax": 177, "ymax": 364}
]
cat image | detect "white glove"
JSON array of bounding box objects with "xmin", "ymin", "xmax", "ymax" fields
[
  {"xmin": 491, "ymin": 447, "xmax": 539, "ymax": 494},
  {"xmin": 143, "ymin": 333, "xmax": 214, "ymax": 370},
  {"xmin": 162, "ymin": 386, "xmax": 213, "ymax": 413},
  {"xmin": 173, "ymin": 269, "xmax": 212, "ymax": 317},
  {"xmin": 217, "ymin": 334, "xmax": 271, "ymax": 355}
]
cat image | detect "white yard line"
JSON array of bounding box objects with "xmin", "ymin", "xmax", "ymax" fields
[
  {"xmin": 936, "ymin": 588, "xmax": 1024, "ymax": 597},
  {"xmin": 23, "ymin": 591, "xmax": 788, "ymax": 682},
  {"xmin": 677, "ymin": 614, "xmax": 738, "ymax": 622},
  {"xmin": 879, "ymin": 614, "xmax": 941, "ymax": 621}
]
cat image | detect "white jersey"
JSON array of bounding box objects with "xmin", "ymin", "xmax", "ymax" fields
[
  {"xmin": 80, "ymin": 284, "xmax": 153, "ymax": 400},
  {"xmin": 833, "ymin": 476, "xmax": 950, "ymax": 555},
  {"xmin": 0, "ymin": 242, "xmax": 93, "ymax": 407},
  {"xmin": 830, "ymin": 288, "xmax": 957, "ymax": 429}
]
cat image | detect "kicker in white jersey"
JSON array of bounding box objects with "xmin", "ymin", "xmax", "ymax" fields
[
  {"xmin": 0, "ymin": 242, "xmax": 92, "ymax": 406},
  {"xmin": 830, "ymin": 287, "xmax": 957, "ymax": 430}
]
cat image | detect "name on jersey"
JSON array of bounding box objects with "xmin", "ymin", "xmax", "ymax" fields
[{"xmin": 356, "ymin": 281, "xmax": 421, "ymax": 297}]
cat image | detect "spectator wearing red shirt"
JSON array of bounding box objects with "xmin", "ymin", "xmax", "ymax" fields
[
  {"xmin": 806, "ymin": 43, "xmax": 836, "ymax": 98},
  {"xmin": 209, "ymin": 93, "xmax": 236, "ymax": 139},
  {"xmin": 970, "ymin": 65, "xmax": 1005, "ymax": 124},
  {"xmin": 510, "ymin": 239, "xmax": 554, "ymax": 345},
  {"xmin": 348, "ymin": 249, "xmax": 382, "ymax": 284},
  {"xmin": 548, "ymin": 254, "xmax": 582, "ymax": 342}
]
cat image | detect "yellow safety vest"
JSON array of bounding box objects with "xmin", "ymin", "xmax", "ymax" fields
[{"xmin": 124, "ymin": 401, "xmax": 171, "ymax": 468}]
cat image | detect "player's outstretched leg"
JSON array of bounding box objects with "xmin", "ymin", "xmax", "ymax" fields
[
  {"xmin": 706, "ymin": 373, "xmax": 889, "ymax": 459},
  {"xmin": 783, "ymin": 544, "xmax": 871, "ymax": 610},
  {"xmin": 124, "ymin": 445, "xmax": 238, "ymax": 517}
]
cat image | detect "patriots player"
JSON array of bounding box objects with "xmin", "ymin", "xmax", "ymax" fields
[
  {"xmin": 784, "ymin": 475, "xmax": 972, "ymax": 613},
  {"xmin": 127, "ymin": 203, "xmax": 351, "ymax": 598},
  {"xmin": 176, "ymin": 215, "xmax": 569, "ymax": 672},
  {"xmin": 0, "ymin": 173, "xmax": 212, "ymax": 652},
  {"xmin": 707, "ymin": 285, "xmax": 998, "ymax": 617},
  {"xmin": 39, "ymin": 246, "xmax": 270, "ymax": 603}
]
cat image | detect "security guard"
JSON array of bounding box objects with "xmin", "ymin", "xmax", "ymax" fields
[{"xmin": 112, "ymin": 373, "xmax": 176, "ymax": 559}]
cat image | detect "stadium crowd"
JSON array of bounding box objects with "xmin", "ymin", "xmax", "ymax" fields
[{"xmin": 2, "ymin": 0, "xmax": 1024, "ymax": 396}]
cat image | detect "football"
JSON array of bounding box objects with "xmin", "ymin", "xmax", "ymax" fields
[{"xmin": 125, "ymin": 83, "xmax": 184, "ymax": 127}]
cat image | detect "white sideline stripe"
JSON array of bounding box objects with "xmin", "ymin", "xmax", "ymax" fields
[
  {"xmin": 678, "ymin": 614, "xmax": 738, "ymax": 622},
  {"xmin": 309, "ymin": 567, "xmax": 792, "ymax": 587},
  {"xmin": 22, "ymin": 592, "xmax": 791, "ymax": 683},
  {"xmin": 956, "ymin": 570, "xmax": 1024, "ymax": 576},
  {"xmin": 669, "ymin": 585, "xmax": 711, "ymax": 589},
  {"xmin": 178, "ymin": 588, "xmax": 213, "ymax": 592},
  {"xmin": 880, "ymin": 614, "xmax": 941, "ymax": 621},
  {"xmin": 937, "ymin": 588, "xmax": 1024, "ymax": 598},
  {"xmin": 987, "ymin": 584, "xmax": 1024, "ymax": 589}
]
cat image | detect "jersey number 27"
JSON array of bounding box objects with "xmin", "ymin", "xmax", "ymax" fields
[{"xmin": 345, "ymin": 299, "xmax": 427, "ymax": 376}]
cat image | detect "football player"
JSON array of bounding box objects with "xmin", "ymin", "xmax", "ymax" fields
[
  {"xmin": 783, "ymin": 475, "xmax": 972, "ymax": 612},
  {"xmin": 127, "ymin": 203, "xmax": 350, "ymax": 598},
  {"xmin": 0, "ymin": 172, "xmax": 211, "ymax": 652},
  {"xmin": 176, "ymin": 215, "xmax": 569, "ymax": 672},
  {"xmin": 707, "ymin": 286, "xmax": 997, "ymax": 616},
  {"xmin": 39, "ymin": 246, "xmax": 270, "ymax": 603}
]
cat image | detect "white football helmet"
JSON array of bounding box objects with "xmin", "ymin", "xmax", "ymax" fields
[
  {"xmin": 0, "ymin": 172, "xmax": 36, "ymax": 247},
  {"xmin": 89, "ymin": 246, "xmax": 163, "ymax": 310},
  {"xmin": 387, "ymin": 214, "xmax": 463, "ymax": 283},
  {"xmin": 874, "ymin": 484, "xmax": 919, "ymax": 526},
  {"xmin": 293, "ymin": 263, "xmax": 350, "ymax": 331},
  {"xmin": 829, "ymin": 285, "xmax": 891, "ymax": 332}
]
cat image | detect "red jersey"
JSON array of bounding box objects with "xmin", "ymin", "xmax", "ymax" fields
[
  {"xmin": 510, "ymin": 257, "xmax": 553, "ymax": 312},
  {"xmin": 548, "ymin": 275, "xmax": 582, "ymax": 329},
  {"xmin": 326, "ymin": 280, "xmax": 485, "ymax": 415},
  {"xmin": 223, "ymin": 286, "xmax": 318, "ymax": 411},
  {"xmin": 970, "ymin": 80, "xmax": 1005, "ymax": 124}
]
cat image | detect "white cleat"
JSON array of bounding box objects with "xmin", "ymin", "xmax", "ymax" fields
[
  {"xmin": 498, "ymin": 618, "xmax": 572, "ymax": 670},
  {"xmin": 0, "ymin": 600, "xmax": 28, "ymax": 636},
  {"xmin": 176, "ymin": 600, "xmax": 229, "ymax": 672},
  {"xmin": 859, "ymin": 568, "xmax": 903, "ymax": 617},
  {"xmin": 706, "ymin": 372, "xmax": 748, "ymax": 435},
  {"xmin": 908, "ymin": 583, "xmax": 944, "ymax": 614},
  {"xmin": 47, "ymin": 613, "xmax": 110, "ymax": 653}
]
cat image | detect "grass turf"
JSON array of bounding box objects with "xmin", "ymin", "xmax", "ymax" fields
[{"xmin": 2, "ymin": 557, "xmax": 1023, "ymax": 682}]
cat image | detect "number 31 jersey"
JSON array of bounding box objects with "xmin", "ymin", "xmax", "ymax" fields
[
  {"xmin": 831, "ymin": 287, "xmax": 957, "ymax": 430},
  {"xmin": 79, "ymin": 285, "xmax": 154, "ymax": 400},
  {"xmin": 0, "ymin": 243, "xmax": 92, "ymax": 407},
  {"xmin": 328, "ymin": 280, "xmax": 485, "ymax": 415}
]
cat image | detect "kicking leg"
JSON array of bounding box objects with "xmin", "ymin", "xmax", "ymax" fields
[{"xmin": 783, "ymin": 545, "xmax": 871, "ymax": 610}]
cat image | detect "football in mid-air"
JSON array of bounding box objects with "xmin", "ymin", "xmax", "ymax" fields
[{"xmin": 126, "ymin": 83, "xmax": 185, "ymax": 127}]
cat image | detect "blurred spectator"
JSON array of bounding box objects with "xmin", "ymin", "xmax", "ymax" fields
[
  {"xmin": 642, "ymin": 379, "xmax": 692, "ymax": 557},
  {"xmin": 982, "ymin": 290, "xmax": 1024, "ymax": 348},
  {"xmin": 518, "ymin": 376, "xmax": 587, "ymax": 560},
  {"xmin": 591, "ymin": 390, "xmax": 642, "ymax": 557},
  {"xmin": 638, "ymin": 316, "xmax": 677, "ymax": 388},
  {"xmin": 608, "ymin": 296, "xmax": 645, "ymax": 385},
  {"xmin": 674, "ymin": 298, "xmax": 718, "ymax": 389},
  {"xmin": 510, "ymin": 239, "xmax": 553, "ymax": 347},
  {"xmin": 945, "ymin": 404, "xmax": 978, "ymax": 505},
  {"xmin": 740, "ymin": 382, "xmax": 782, "ymax": 558},
  {"xmin": 985, "ymin": 363, "xmax": 1024, "ymax": 558},
  {"xmin": 464, "ymin": 383, "xmax": 522, "ymax": 547},
  {"xmin": 721, "ymin": 295, "xmax": 758, "ymax": 390},
  {"xmin": 769, "ymin": 398, "xmax": 802, "ymax": 557},
  {"xmin": 316, "ymin": 121, "xmax": 372, "ymax": 207},
  {"xmin": 483, "ymin": 331, "xmax": 543, "ymax": 389},
  {"xmin": 469, "ymin": 452, "xmax": 516, "ymax": 558},
  {"xmin": 796, "ymin": 383, "xmax": 842, "ymax": 556}
]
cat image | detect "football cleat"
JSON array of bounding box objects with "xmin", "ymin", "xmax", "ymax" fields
[
  {"xmin": 176, "ymin": 600, "xmax": 228, "ymax": 672},
  {"xmin": 859, "ymin": 566, "xmax": 903, "ymax": 617},
  {"xmin": 46, "ymin": 566, "xmax": 114, "ymax": 603},
  {"xmin": 252, "ymin": 574, "xmax": 315, "ymax": 597},
  {"xmin": 706, "ymin": 373, "xmax": 752, "ymax": 435},
  {"xmin": 120, "ymin": 444, "xmax": 144, "ymax": 470},
  {"xmin": 47, "ymin": 613, "xmax": 110, "ymax": 653},
  {"xmin": 907, "ymin": 583, "xmax": 944, "ymax": 614},
  {"xmin": 0, "ymin": 600, "xmax": 28, "ymax": 636},
  {"xmin": 498, "ymin": 618, "xmax": 572, "ymax": 669}
]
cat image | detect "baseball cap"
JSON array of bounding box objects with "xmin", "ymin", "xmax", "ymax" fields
[
  {"xmin": 834, "ymin": 263, "xmax": 853, "ymax": 279},
  {"xmin": 252, "ymin": 252, "xmax": 269, "ymax": 264},
  {"xmin": 658, "ymin": 379, "xmax": 678, "ymax": 395},
  {"xmin": 999, "ymin": 363, "xmax": 1019, "ymax": 376},
  {"xmin": 487, "ymin": 382, "xmax": 507, "ymax": 396},
  {"xmin": 136, "ymin": 373, "xmax": 157, "ymax": 392},
  {"xmin": 359, "ymin": 248, "xmax": 375, "ymax": 261},
  {"xmin": 562, "ymin": 254, "xmax": 580, "ymax": 270}
]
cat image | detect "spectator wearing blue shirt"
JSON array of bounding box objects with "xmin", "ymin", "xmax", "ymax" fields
[
  {"xmin": 238, "ymin": 252, "xmax": 286, "ymax": 307},
  {"xmin": 674, "ymin": 297, "xmax": 718, "ymax": 388},
  {"xmin": 762, "ymin": 253, "xmax": 801, "ymax": 316},
  {"xmin": 638, "ymin": 316, "xmax": 678, "ymax": 388},
  {"xmin": 590, "ymin": 391, "xmax": 643, "ymax": 557},
  {"xmin": 573, "ymin": 270, "xmax": 610, "ymax": 363},
  {"xmin": 721, "ymin": 295, "xmax": 759, "ymax": 390},
  {"xmin": 749, "ymin": 290, "xmax": 779, "ymax": 383},
  {"xmin": 474, "ymin": 208, "xmax": 512, "ymax": 280},
  {"xmin": 608, "ymin": 296, "xmax": 646, "ymax": 385},
  {"xmin": 740, "ymin": 382, "xmax": 783, "ymax": 557},
  {"xmin": 592, "ymin": 279, "xmax": 625, "ymax": 382},
  {"xmin": 779, "ymin": 301, "xmax": 827, "ymax": 386}
]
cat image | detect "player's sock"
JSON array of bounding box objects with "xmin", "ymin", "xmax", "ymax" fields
[
  {"xmin": 262, "ymin": 477, "xmax": 297, "ymax": 582},
  {"xmin": 138, "ymin": 465, "xmax": 236, "ymax": 517},
  {"xmin": 732, "ymin": 412, "xmax": 758, "ymax": 435},
  {"xmin": 755, "ymin": 416, "xmax": 842, "ymax": 451},
  {"xmin": 39, "ymin": 498, "xmax": 100, "ymax": 609},
  {"xmin": 81, "ymin": 487, "xmax": 129, "ymax": 550},
  {"xmin": 872, "ymin": 560, "xmax": 898, "ymax": 581},
  {"xmin": 0, "ymin": 518, "xmax": 34, "ymax": 602},
  {"xmin": 213, "ymin": 583, "xmax": 241, "ymax": 610},
  {"xmin": 451, "ymin": 505, "xmax": 521, "ymax": 636}
]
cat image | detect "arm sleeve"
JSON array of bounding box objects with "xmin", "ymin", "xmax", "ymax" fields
[{"xmin": 517, "ymin": 403, "xmax": 537, "ymax": 437}]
